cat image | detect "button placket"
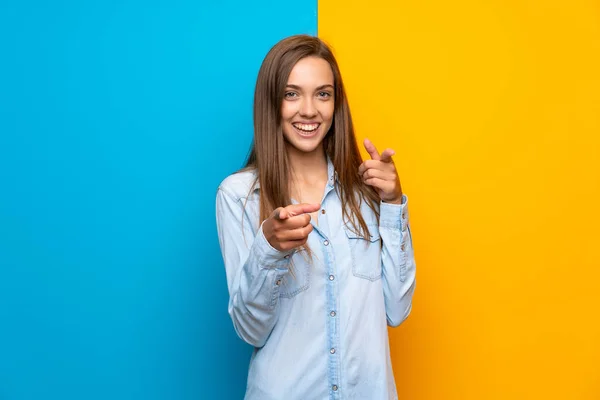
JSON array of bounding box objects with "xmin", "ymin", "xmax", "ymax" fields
[{"xmin": 314, "ymin": 184, "xmax": 340, "ymax": 398}]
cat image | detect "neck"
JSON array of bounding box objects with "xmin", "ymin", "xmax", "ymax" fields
[{"xmin": 286, "ymin": 143, "xmax": 328, "ymax": 186}]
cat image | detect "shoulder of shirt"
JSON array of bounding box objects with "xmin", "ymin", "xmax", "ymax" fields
[{"xmin": 217, "ymin": 168, "xmax": 258, "ymax": 201}]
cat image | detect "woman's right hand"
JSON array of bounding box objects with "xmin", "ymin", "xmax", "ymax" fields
[{"xmin": 262, "ymin": 203, "xmax": 321, "ymax": 252}]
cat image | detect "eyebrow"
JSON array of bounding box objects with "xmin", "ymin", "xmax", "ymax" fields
[{"xmin": 286, "ymin": 84, "xmax": 334, "ymax": 91}]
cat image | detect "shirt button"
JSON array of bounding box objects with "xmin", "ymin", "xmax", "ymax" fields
[
  {"xmin": 401, "ymin": 244, "xmax": 406, "ymax": 251},
  {"xmin": 284, "ymin": 254, "xmax": 290, "ymax": 259},
  {"xmin": 330, "ymin": 348, "xmax": 336, "ymax": 354},
  {"xmin": 324, "ymin": 240, "xmax": 329, "ymax": 246},
  {"xmin": 321, "ymin": 209, "xmax": 326, "ymax": 214},
  {"xmin": 276, "ymin": 279, "xmax": 282, "ymax": 286},
  {"xmin": 329, "ymin": 275, "xmax": 335, "ymax": 281},
  {"xmin": 330, "ymin": 311, "xmax": 336, "ymax": 317},
  {"xmin": 332, "ymin": 385, "xmax": 338, "ymax": 391}
]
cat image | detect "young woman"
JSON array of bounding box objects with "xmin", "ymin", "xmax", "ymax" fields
[{"xmin": 216, "ymin": 35, "xmax": 416, "ymax": 400}]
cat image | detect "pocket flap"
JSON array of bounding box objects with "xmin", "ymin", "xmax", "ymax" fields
[{"xmin": 344, "ymin": 223, "xmax": 380, "ymax": 242}]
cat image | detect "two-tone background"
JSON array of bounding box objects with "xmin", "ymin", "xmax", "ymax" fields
[{"xmin": 1, "ymin": 0, "xmax": 599, "ymax": 399}]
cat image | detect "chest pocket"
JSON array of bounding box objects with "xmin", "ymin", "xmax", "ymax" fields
[
  {"xmin": 278, "ymin": 251, "xmax": 311, "ymax": 298},
  {"xmin": 345, "ymin": 223, "xmax": 382, "ymax": 281}
]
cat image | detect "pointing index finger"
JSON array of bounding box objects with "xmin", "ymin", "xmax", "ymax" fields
[
  {"xmin": 285, "ymin": 203, "xmax": 321, "ymax": 217},
  {"xmin": 363, "ymin": 138, "xmax": 381, "ymax": 161}
]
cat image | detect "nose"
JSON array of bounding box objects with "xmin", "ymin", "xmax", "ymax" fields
[{"xmin": 299, "ymin": 97, "xmax": 318, "ymax": 118}]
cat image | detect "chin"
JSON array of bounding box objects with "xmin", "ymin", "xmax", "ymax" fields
[{"xmin": 283, "ymin": 125, "xmax": 329, "ymax": 154}]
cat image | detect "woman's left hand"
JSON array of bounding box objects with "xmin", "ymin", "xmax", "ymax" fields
[{"xmin": 358, "ymin": 138, "xmax": 404, "ymax": 204}]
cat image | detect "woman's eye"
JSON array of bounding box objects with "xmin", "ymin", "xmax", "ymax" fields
[
  {"xmin": 285, "ymin": 92, "xmax": 298, "ymax": 98},
  {"xmin": 318, "ymin": 91, "xmax": 332, "ymax": 98}
]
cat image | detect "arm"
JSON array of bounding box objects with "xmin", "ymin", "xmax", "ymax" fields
[
  {"xmin": 216, "ymin": 187, "xmax": 292, "ymax": 347},
  {"xmin": 358, "ymin": 138, "xmax": 417, "ymax": 327},
  {"xmin": 379, "ymin": 195, "xmax": 417, "ymax": 327}
]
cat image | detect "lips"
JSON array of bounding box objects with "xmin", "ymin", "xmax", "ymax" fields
[{"xmin": 292, "ymin": 122, "xmax": 320, "ymax": 135}]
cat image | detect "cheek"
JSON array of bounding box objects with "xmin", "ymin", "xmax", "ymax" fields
[
  {"xmin": 322, "ymin": 103, "xmax": 335, "ymax": 123},
  {"xmin": 281, "ymin": 102, "xmax": 297, "ymax": 121}
]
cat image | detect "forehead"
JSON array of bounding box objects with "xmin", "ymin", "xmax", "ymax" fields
[{"xmin": 287, "ymin": 56, "xmax": 334, "ymax": 85}]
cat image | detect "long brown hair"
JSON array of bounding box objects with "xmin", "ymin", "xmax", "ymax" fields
[{"xmin": 245, "ymin": 35, "xmax": 380, "ymax": 239}]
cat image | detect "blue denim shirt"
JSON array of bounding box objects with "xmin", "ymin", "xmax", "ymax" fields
[{"xmin": 216, "ymin": 159, "xmax": 416, "ymax": 400}]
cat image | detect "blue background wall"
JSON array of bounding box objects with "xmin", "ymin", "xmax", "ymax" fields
[{"xmin": 0, "ymin": 1, "xmax": 316, "ymax": 399}]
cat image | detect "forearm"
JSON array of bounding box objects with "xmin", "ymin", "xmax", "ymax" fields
[
  {"xmin": 378, "ymin": 196, "xmax": 417, "ymax": 327},
  {"xmin": 227, "ymin": 224, "xmax": 292, "ymax": 347}
]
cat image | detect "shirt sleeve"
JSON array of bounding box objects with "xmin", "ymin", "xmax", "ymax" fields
[
  {"xmin": 378, "ymin": 194, "xmax": 417, "ymax": 327},
  {"xmin": 216, "ymin": 187, "xmax": 293, "ymax": 347}
]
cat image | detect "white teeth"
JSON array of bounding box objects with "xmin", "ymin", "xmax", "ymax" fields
[{"xmin": 293, "ymin": 123, "xmax": 319, "ymax": 132}]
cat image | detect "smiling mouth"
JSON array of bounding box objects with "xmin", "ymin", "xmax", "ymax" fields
[{"xmin": 292, "ymin": 123, "xmax": 320, "ymax": 135}]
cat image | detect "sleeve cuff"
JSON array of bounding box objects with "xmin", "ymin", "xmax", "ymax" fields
[{"xmin": 380, "ymin": 194, "xmax": 409, "ymax": 232}]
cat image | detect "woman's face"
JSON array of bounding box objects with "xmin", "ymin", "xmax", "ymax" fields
[{"xmin": 281, "ymin": 56, "xmax": 335, "ymax": 155}]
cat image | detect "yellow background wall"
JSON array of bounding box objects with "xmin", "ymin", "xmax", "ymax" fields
[{"xmin": 319, "ymin": 1, "xmax": 600, "ymax": 398}]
